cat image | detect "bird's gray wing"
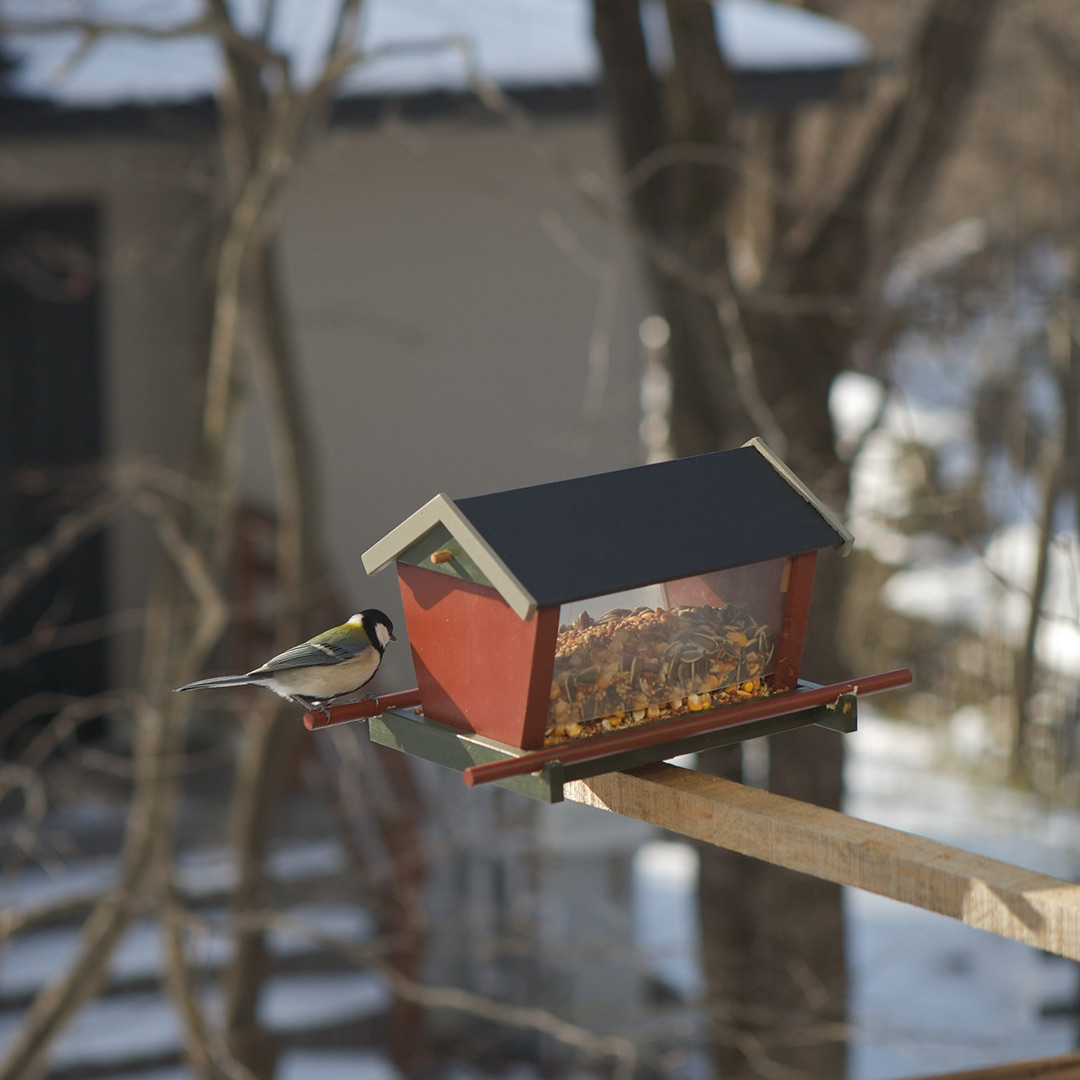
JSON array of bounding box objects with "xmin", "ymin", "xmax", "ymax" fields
[{"xmin": 254, "ymin": 637, "xmax": 369, "ymax": 673}]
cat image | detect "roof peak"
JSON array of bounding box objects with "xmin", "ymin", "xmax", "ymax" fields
[{"xmin": 364, "ymin": 440, "xmax": 852, "ymax": 620}]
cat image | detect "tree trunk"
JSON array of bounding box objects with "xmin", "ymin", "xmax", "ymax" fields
[{"xmin": 590, "ymin": 0, "xmax": 1002, "ymax": 1071}]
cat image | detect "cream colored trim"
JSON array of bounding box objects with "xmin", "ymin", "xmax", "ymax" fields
[
  {"xmin": 362, "ymin": 493, "xmax": 447, "ymax": 575},
  {"xmin": 362, "ymin": 493, "xmax": 539, "ymax": 619},
  {"xmin": 744, "ymin": 437, "xmax": 855, "ymax": 556}
]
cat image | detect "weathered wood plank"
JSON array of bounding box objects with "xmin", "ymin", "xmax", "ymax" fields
[
  {"xmin": 913, "ymin": 1050, "xmax": 1080, "ymax": 1079},
  {"xmin": 563, "ymin": 762, "xmax": 1080, "ymax": 962}
]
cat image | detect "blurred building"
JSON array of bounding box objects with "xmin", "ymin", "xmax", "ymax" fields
[
  {"xmin": 0, "ymin": 0, "xmax": 869, "ymax": 693},
  {"xmin": 0, "ymin": 0, "xmax": 869, "ymax": 1047}
]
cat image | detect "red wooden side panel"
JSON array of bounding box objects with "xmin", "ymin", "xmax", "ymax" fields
[
  {"xmin": 397, "ymin": 562, "xmax": 560, "ymax": 749},
  {"xmin": 772, "ymin": 550, "xmax": 816, "ymax": 692}
]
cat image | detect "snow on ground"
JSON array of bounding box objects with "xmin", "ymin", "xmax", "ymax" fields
[
  {"xmin": 0, "ymin": 961, "xmax": 392, "ymax": 1071},
  {"xmin": 274, "ymin": 1050, "xmax": 403, "ymax": 1080},
  {"xmin": 2, "ymin": 713, "xmax": 1077, "ymax": 1077},
  {"xmin": 633, "ymin": 839, "xmax": 705, "ymax": 1002},
  {"xmin": 845, "ymin": 708, "xmax": 1080, "ymax": 1078},
  {"xmin": 630, "ymin": 707, "xmax": 1080, "ymax": 1079},
  {"xmin": 0, "ymin": 852, "xmax": 118, "ymax": 912},
  {"xmin": 831, "ymin": 366, "xmax": 1080, "ymax": 678},
  {"xmin": 127, "ymin": 1050, "xmax": 402, "ymax": 1080},
  {"xmin": 881, "ymin": 524, "xmax": 1080, "ymax": 677},
  {"xmin": 0, "ymin": 899, "xmax": 378, "ymax": 999},
  {"xmin": 258, "ymin": 971, "xmax": 392, "ymax": 1032},
  {"xmin": 0, "ymin": 840, "xmax": 388, "ymax": 1077}
]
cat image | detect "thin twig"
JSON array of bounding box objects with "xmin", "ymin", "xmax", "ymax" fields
[
  {"xmin": 0, "ymin": 763, "xmax": 48, "ymax": 933},
  {"xmin": 160, "ymin": 889, "xmax": 219, "ymax": 1080},
  {"xmin": 1, "ymin": 12, "xmax": 291, "ymax": 77},
  {"xmin": 0, "ymin": 692, "xmax": 163, "ymax": 1080},
  {"xmin": 0, "ymin": 608, "xmax": 146, "ymax": 671},
  {"xmin": 540, "ymin": 210, "xmax": 624, "ymax": 420},
  {"xmin": 0, "ymin": 490, "xmax": 132, "ymax": 620},
  {"xmin": 716, "ymin": 278, "xmax": 788, "ymax": 456},
  {"xmin": 135, "ymin": 492, "xmax": 229, "ymax": 669},
  {"xmin": 171, "ymin": 904, "xmax": 640, "ymax": 1080}
]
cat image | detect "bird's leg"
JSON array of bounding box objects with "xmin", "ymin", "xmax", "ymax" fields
[{"xmin": 293, "ymin": 695, "xmax": 332, "ymax": 722}]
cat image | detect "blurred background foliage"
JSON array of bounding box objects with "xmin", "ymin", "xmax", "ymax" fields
[{"xmin": 0, "ymin": 2, "xmax": 1078, "ymax": 1079}]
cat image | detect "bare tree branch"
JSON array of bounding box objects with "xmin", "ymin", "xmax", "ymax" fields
[
  {"xmin": 0, "ymin": 490, "xmax": 131, "ymax": 621},
  {"xmin": 320, "ymin": 0, "xmax": 365, "ymax": 79},
  {"xmin": 0, "ymin": 608, "xmax": 146, "ymax": 671},
  {"xmin": 0, "ymin": 689, "xmax": 162, "ymax": 1080},
  {"xmin": 0, "ymin": 11, "xmax": 290, "ymax": 77},
  {"xmin": 134, "ymin": 493, "xmax": 229, "ymax": 668},
  {"xmin": 170, "ymin": 903, "xmax": 640, "ymax": 1080},
  {"xmin": 716, "ymin": 280, "xmax": 788, "ymax": 456},
  {"xmin": 161, "ymin": 887, "xmax": 220, "ymax": 1080},
  {"xmin": 0, "ymin": 763, "xmax": 47, "ymax": 919},
  {"xmin": 592, "ymin": 0, "xmax": 669, "ymax": 234},
  {"xmin": 792, "ymin": 0, "xmax": 1002, "ymax": 294}
]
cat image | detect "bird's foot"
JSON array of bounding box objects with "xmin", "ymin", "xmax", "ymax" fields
[
  {"xmin": 295, "ymin": 696, "xmax": 332, "ymax": 722},
  {"xmin": 336, "ymin": 691, "xmax": 376, "ymax": 706}
]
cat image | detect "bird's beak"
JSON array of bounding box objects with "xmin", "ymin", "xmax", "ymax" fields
[{"xmin": 390, "ymin": 631, "xmax": 397, "ymax": 641}]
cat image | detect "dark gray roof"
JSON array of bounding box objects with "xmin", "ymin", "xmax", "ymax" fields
[{"xmin": 364, "ymin": 439, "xmax": 853, "ymax": 618}]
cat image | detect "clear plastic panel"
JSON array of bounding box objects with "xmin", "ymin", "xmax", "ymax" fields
[{"xmin": 546, "ymin": 558, "xmax": 788, "ymax": 742}]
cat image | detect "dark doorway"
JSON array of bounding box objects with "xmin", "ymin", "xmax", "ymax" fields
[{"xmin": 0, "ymin": 202, "xmax": 106, "ymax": 748}]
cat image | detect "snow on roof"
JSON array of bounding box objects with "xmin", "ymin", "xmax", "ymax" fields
[
  {"xmin": 3, "ymin": 0, "xmax": 870, "ymax": 108},
  {"xmin": 716, "ymin": 0, "xmax": 868, "ymax": 71}
]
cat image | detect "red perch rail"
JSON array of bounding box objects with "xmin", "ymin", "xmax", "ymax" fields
[
  {"xmin": 305, "ymin": 669, "xmax": 912, "ymax": 789},
  {"xmin": 461, "ymin": 667, "xmax": 911, "ymax": 787},
  {"xmin": 303, "ymin": 688, "xmax": 423, "ymax": 730}
]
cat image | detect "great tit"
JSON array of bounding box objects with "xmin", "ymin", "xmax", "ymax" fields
[{"xmin": 174, "ymin": 609, "xmax": 396, "ymax": 717}]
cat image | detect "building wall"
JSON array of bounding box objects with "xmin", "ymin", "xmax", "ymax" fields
[
  {"xmin": 271, "ymin": 114, "xmax": 649, "ymax": 689},
  {"xmin": 0, "ymin": 137, "xmax": 211, "ymax": 687},
  {"xmin": 274, "ymin": 117, "xmax": 659, "ymax": 1028},
  {"xmin": 0, "ymin": 113, "xmax": 650, "ymax": 693},
  {"xmin": 274, "ymin": 117, "xmax": 658, "ymax": 1017},
  {"xmin": 1, "ymin": 111, "xmax": 659, "ymax": 1030}
]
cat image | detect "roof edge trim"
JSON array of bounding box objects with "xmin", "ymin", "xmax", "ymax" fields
[
  {"xmin": 744, "ymin": 437, "xmax": 855, "ymax": 556},
  {"xmin": 361, "ymin": 493, "xmax": 539, "ymax": 619}
]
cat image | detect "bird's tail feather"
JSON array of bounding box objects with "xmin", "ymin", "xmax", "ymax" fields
[{"xmin": 174, "ymin": 674, "xmax": 255, "ymax": 693}]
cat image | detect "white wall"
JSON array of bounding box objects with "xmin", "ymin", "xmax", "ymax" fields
[
  {"xmin": 272, "ymin": 115, "xmax": 649, "ymax": 689},
  {"xmin": 1, "ymin": 113, "xmax": 651, "ymax": 695}
]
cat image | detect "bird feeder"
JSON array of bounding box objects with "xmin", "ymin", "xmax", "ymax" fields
[{"xmin": 309, "ymin": 439, "xmax": 910, "ymax": 801}]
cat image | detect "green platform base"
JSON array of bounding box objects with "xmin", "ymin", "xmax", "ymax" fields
[{"xmin": 369, "ymin": 683, "xmax": 857, "ymax": 803}]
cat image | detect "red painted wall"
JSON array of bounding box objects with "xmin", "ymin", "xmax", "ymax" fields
[{"xmin": 397, "ymin": 563, "xmax": 560, "ymax": 748}]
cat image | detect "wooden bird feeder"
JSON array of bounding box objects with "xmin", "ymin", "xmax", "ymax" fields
[
  {"xmin": 308, "ymin": 439, "xmax": 911, "ymax": 800},
  {"xmin": 300, "ymin": 444, "xmax": 1080, "ymax": 1080}
]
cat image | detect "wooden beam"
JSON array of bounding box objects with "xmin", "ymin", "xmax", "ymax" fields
[
  {"xmin": 563, "ymin": 762, "xmax": 1080, "ymax": 962},
  {"xmin": 910, "ymin": 1050, "xmax": 1080, "ymax": 1080}
]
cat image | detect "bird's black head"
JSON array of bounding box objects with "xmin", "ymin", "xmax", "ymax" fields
[{"xmin": 360, "ymin": 608, "xmax": 395, "ymax": 652}]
